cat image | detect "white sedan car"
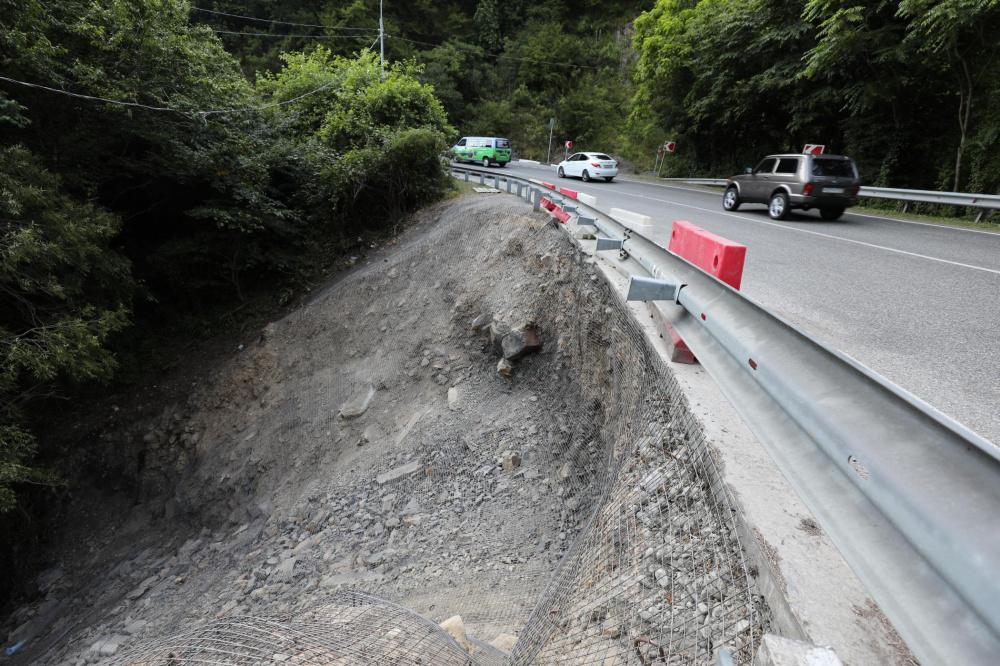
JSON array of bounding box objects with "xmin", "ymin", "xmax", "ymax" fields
[{"xmin": 557, "ymin": 152, "xmax": 618, "ymax": 182}]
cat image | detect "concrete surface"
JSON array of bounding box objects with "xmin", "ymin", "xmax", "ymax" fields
[
  {"xmin": 756, "ymin": 634, "xmax": 842, "ymax": 666},
  {"xmin": 505, "ymin": 160, "xmax": 1000, "ymax": 446}
]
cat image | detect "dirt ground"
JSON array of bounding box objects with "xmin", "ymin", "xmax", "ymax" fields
[{"xmin": 1, "ymin": 192, "xmax": 767, "ymax": 665}]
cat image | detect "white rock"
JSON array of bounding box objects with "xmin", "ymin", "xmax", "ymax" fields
[
  {"xmin": 339, "ymin": 386, "xmax": 375, "ymax": 419},
  {"xmin": 447, "ymin": 386, "xmax": 459, "ymax": 410},
  {"xmin": 489, "ymin": 632, "xmax": 518, "ymax": 653},
  {"xmin": 439, "ymin": 615, "xmax": 473, "ymax": 652},
  {"xmin": 376, "ymin": 461, "xmax": 421, "ymax": 485}
]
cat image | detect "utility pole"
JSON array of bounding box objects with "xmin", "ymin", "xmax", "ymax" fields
[
  {"xmin": 546, "ymin": 117, "xmax": 555, "ymax": 165},
  {"xmin": 379, "ymin": 0, "xmax": 385, "ymax": 78}
]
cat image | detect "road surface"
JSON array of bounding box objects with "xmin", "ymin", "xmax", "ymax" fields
[{"xmin": 497, "ymin": 161, "xmax": 1000, "ymax": 445}]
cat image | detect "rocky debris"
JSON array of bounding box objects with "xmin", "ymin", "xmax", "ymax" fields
[
  {"xmin": 439, "ymin": 615, "xmax": 473, "ymax": 653},
  {"xmin": 448, "ymin": 386, "xmax": 460, "ymax": 410},
  {"xmin": 4, "ymin": 197, "xmax": 765, "ymax": 666},
  {"xmin": 501, "ymin": 323, "xmax": 542, "ymax": 360},
  {"xmin": 125, "ymin": 575, "xmax": 158, "ymax": 601},
  {"xmin": 502, "ymin": 451, "xmax": 522, "ymax": 472},
  {"xmin": 88, "ymin": 635, "xmax": 126, "ymax": 658},
  {"xmin": 471, "ymin": 313, "xmax": 493, "ymax": 334},
  {"xmin": 488, "ymin": 321, "xmax": 509, "ymax": 356},
  {"xmin": 489, "ymin": 632, "xmax": 518, "ymax": 653},
  {"xmin": 339, "ymin": 386, "xmax": 375, "ymax": 419},
  {"xmin": 376, "ymin": 461, "xmax": 422, "ymax": 485},
  {"xmin": 122, "ymin": 619, "xmax": 148, "ymax": 636}
]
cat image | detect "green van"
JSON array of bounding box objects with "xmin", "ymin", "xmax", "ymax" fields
[{"xmin": 451, "ymin": 137, "xmax": 512, "ymax": 167}]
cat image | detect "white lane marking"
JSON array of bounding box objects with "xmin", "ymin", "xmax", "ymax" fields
[
  {"xmin": 846, "ymin": 211, "xmax": 1000, "ymax": 236},
  {"xmin": 610, "ymin": 178, "xmax": 1000, "ymax": 237},
  {"xmin": 591, "ymin": 189, "xmax": 1000, "ymax": 277}
]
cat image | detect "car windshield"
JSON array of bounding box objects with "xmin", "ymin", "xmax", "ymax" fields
[
  {"xmin": 812, "ymin": 158, "xmax": 854, "ymax": 177},
  {"xmin": 593, "ymin": 154, "xmax": 612, "ymax": 160},
  {"xmin": 496, "ymin": 138, "xmax": 510, "ymax": 148}
]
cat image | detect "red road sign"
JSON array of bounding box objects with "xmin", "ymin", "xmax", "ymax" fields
[
  {"xmin": 565, "ymin": 140, "xmax": 574, "ymax": 150},
  {"xmin": 803, "ymin": 144, "xmax": 825, "ymax": 155},
  {"xmin": 664, "ymin": 141, "xmax": 677, "ymax": 153}
]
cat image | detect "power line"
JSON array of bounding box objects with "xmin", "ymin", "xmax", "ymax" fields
[
  {"xmin": 387, "ymin": 35, "xmax": 599, "ymax": 70},
  {"xmin": 0, "ymin": 74, "xmax": 339, "ymax": 117},
  {"xmin": 214, "ymin": 30, "xmax": 370, "ymax": 40},
  {"xmin": 192, "ymin": 6, "xmax": 377, "ymax": 32}
]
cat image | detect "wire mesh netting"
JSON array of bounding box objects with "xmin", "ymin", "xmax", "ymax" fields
[{"xmin": 101, "ymin": 193, "xmax": 768, "ymax": 666}]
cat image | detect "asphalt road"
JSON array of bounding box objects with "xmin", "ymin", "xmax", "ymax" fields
[{"xmin": 497, "ymin": 160, "xmax": 1000, "ymax": 445}]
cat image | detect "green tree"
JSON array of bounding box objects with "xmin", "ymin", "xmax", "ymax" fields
[{"xmin": 0, "ymin": 146, "xmax": 131, "ymax": 511}]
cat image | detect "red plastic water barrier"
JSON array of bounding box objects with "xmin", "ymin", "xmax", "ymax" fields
[
  {"xmin": 558, "ymin": 187, "xmax": 579, "ymax": 199},
  {"xmin": 668, "ymin": 220, "xmax": 746, "ymax": 290},
  {"xmin": 539, "ymin": 196, "xmax": 557, "ymax": 211},
  {"xmin": 552, "ymin": 207, "xmax": 571, "ymax": 224},
  {"xmin": 541, "ymin": 181, "xmax": 556, "ymax": 190},
  {"xmin": 664, "ymin": 221, "xmax": 747, "ymax": 364}
]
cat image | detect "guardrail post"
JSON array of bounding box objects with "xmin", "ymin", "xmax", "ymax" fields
[
  {"xmin": 463, "ymin": 171, "xmax": 469, "ymax": 182},
  {"xmin": 478, "ymin": 173, "xmax": 485, "ymax": 185},
  {"xmin": 532, "ymin": 189, "xmax": 541, "ymax": 212}
]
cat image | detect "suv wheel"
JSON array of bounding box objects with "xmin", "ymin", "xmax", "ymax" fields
[
  {"xmin": 723, "ymin": 186, "xmax": 741, "ymax": 211},
  {"xmin": 582, "ymin": 170, "xmax": 591, "ymax": 182},
  {"xmin": 482, "ymin": 157, "xmax": 490, "ymax": 168},
  {"xmin": 769, "ymin": 191, "xmax": 789, "ymax": 220},
  {"xmin": 558, "ymin": 166, "xmax": 565, "ymax": 178},
  {"xmin": 820, "ymin": 206, "xmax": 845, "ymax": 221}
]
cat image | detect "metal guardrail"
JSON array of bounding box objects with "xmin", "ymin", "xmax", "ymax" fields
[
  {"xmin": 450, "ymin": 164, "xmax": 1000, "ymax": 665},
  {"xmin": 661, "ymin": 177, "xmax": 1000, "ymax": 220}
]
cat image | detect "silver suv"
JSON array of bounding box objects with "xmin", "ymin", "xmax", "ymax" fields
[{"xmin": 723, "ymin": 153, "xmax": 861, "ymax": 220}]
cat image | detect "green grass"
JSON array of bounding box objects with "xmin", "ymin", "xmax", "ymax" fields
[
  {"xmin": 852, "ymin": 203, "xmax": 1000, "ymax": 232},
  {"xmin": 627, "ymin": 175, "xmax": 1000, "ymax": 231}
]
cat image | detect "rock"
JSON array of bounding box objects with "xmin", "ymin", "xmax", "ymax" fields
[
  {"xmin": 502, "ymin": 451, "xmax": 522, "ymax": 472},
  {"xmin": 448, "ymin": 387, "xmax": 459, "ymax": 410},
  {"xmin": 497, "ymin": 358, "xmax": 513, "ymax": 377},
  {"xmin": 600, "ymin": 621, "xmax": 622, "ymax": 639},
  {"xmin": 126, "ymin": 575, "xmax": 158, "ymax": 601},
  {"xmin": 489, "ymin": 632, "xmax": 518, "ymax": 653},
  {"xmin": 488, "ymin": 321, "xmax": 509, "ymax": 355},
  {"xmin": 273, "ymin": 557, "xmax": 296, "ymax": 581},
  {"xmin": 439, "ymin": 615, "xmax": 473, "ymax": 653},
  {"xmin": 400, "ymin": 498, "xmax": 422, "ymax": 516},
  {"xmin": 471, "ymin": 313, "xmax": 493, "ymax": 334},
  {"xmin": 557, "ymin": 462, "xmax": 573, "ymax": 481},
  {"xmin": 376, "ymin": 461, "xmax": 422, "ymax": 485},
  {"xmin": 122, "ymin": 620, "xmax": 148, "ymax": 636},
  {"xmin": 501, "ymin": 324, "xmax": 542, "ymax": 360},
  {"xmin": 89, "ymin": 636, "xmax": 126, "ymax": 657},
  {"xmin": 339, "ymin": 386, "xmax": 375, "ymax": 419}
]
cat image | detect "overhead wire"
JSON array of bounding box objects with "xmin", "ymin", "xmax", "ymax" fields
[
  {"xmin": 386, "ymin": 34, "xmax": 600, "ymax": 70},
  {"xmin": 214, "ymin": 30, "xmax": 371, "ymax": 40},
  {"xmin": 0, "ymin": 74, "xmax": 339, "ymax": 117},
  {"xmin": 0, "ymin": 9, "xmax": 601, "ymax": 118},
  {"xmin": 192, "ymin": 6, "xmax": 377, "ymax": 32}
]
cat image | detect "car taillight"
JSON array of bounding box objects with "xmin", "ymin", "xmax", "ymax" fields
[
  {"xmin": 803, "ymin": 182, "xmax": 815, "ymax": 196},
  {"xmin": 591, "ymin": 162, "xmax": 601, "ymax": 167}
]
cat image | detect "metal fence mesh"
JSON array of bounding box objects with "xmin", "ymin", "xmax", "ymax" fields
[{"xmin": 107, "ymin": 192, "xmax": 768, "ymax": 666}]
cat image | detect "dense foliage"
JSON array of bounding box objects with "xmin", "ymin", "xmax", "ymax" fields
[
  {"xmin": 0, "ymin": 0, "xmax": 451, "ymax": 558},
  {"xmin": 632, "ymin": 0, "xmax": 1000, "ymax": 189}
]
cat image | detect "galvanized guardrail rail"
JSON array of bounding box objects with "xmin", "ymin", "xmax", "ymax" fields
[
  {"xmin": 450, "ymin": 164, "xmax": 1000, "ymax": 666},
  {"xmin": 660, "ymin": 177, "xmax": 1000, "ymax": 222}
]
